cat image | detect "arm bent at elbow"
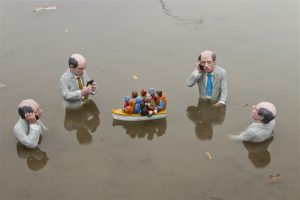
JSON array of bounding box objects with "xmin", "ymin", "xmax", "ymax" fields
[
  {"xmin": 14, "ymin": 123, "xmax": 41, "ymax": 148},
  {"xmin": 186, "ymin": 69, "xmax": 202, "ymax": 87}
]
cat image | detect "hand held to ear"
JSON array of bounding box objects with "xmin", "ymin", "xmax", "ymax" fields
[{"xmin": 25, "ymin": 113, "xmax": 37, "ymax": 124}]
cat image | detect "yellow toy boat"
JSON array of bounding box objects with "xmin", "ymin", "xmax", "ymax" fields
[{"xmin": 112, "ymin": 109, "xmax": 166, "ymax": 121}]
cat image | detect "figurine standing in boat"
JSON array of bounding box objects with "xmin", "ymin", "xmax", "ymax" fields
[{"xmin": 112, "ymin": 88, "xmax": 167, "ymax": 121}]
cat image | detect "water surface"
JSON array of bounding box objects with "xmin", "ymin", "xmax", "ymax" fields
[{"xmin": 1, "ymin": 1, "xmax": 299, "ymax": 200}]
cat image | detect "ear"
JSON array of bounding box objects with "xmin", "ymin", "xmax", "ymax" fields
[{"xmin": 258, "ymin": 115, "xmax": 264, "ymax": 121}]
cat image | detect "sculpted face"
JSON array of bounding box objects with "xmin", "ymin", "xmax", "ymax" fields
[
  {"xmin": 18, "ymin": 99, "xmax": 43, "ymax": 118},
  {"xmin": 200, "ymin": 50, "xmax": 215, "ymax": 73},
  {"xmin": 70, "ymin": 54, "xmax": 86, "ymax": 76}
]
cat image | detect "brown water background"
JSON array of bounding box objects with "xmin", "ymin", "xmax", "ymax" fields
[{"xmin": 1, "ymin": 1, "xmax": 299, "ymax": 200}]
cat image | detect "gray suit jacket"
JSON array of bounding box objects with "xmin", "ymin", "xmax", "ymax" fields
[
  {"xmin": 230, "ymin": 120, "xmax": 275, "ymax": 142},
  {"xmin": 186, "ymin": 65, "xmax": 227, "ymax": 103},
  {"xmin": 60, "ymin": 69, "xmax": 92, "ymax": 108},
  {"xmin": 14, "ymin": 118, "xmax": 47, "ymax": 148}
]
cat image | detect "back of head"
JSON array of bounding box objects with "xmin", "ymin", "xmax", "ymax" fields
[
  {"xmin": 148, "ymin": 88, "xmax": 155, "ymax": 96},
  {"xmin": 69, "ymin": 53, "xmax": 86, "ymax": 68},
  {"xmin": 256, "ymin": 102, "xmax": 276, "ymax": 124},
  {"xmin": 258, "ymin": 108, "xmax": 275, "ymax": 124},
  {"xmin": 18, "ymin": 99, "xmax": 38, "ymax": 119},
  {"xmin": 132, "ymin": 91, "xmax": 138, "ymax": 98},
  {"xmin": 141, "ymin": 89, "xmax": 147, "ymax": 97},
  {"xmin": 156, "ymin": 90, "xmax": 162, "ymax": 97},
  {"xmin": 257, "ymin": 102, "xmax": 277, "ymax": 116}
]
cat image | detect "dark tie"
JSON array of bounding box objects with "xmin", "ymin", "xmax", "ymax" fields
[
  {"xmin": 76, "ymin": 77, "xmax": 87, "ymax": 103},
  {"xmin": 206, "ymin": 73, "xmax": 212, "ymax": 97}
]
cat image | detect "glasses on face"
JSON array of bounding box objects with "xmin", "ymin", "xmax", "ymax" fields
[{"xmin": 200, "ymin": 61, "xmax": 214, "ymax": 65}]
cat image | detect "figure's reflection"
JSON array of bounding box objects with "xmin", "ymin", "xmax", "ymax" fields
[
  {"xmin": 16, "ymin": 143, "xmax": 49, "ymax": 171},
  {"xmin": 186, "ymin": 98, "xmax": 226, "ymax": 141},
  {"xmin": 64, "ymin": 100, "xmax": 100, "ymax": 144},
  {"xmin": 243, "ymin": 137, "xmax": 273, "ymax": 168},
  {"xmin": 112, "ymin": 118, "xmax": 167, "ymax": 140}
]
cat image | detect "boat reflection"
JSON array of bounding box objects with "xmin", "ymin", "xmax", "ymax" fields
[{"xmin": 112, "ymin": 118, "xmax": 167, "ymax": 140}]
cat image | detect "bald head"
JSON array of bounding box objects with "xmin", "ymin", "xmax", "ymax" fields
[
  {"xmin": 69, "ymin": 54, "xmax": 86, "ymax": 68},
  {"xmin": 18, "ymin": 99, "xmax": 39, "ymax": 110},
  {"xmin": 198, "ymin": 50, "xmax": 216, "ymax": 62},
  {"xmin": 68, "ymin": 53, "xmax": 87, "ymax": 76},
  {"xmin": 256, "ymin": 102, "xmax": 277, "ymax": 116},
  {"xmin": 18, "ymin": 99, "xmax": 42, "ymax": 119}
]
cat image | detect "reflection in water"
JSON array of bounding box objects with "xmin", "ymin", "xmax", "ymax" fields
[
  {"xmin": 159, "ymin": 0, "xmax": 204, "ymax": 27},
  {"xmin": 243, "ymin": 137, "xmax": 273, "ymax": 168},
  {"xmin": 16, "ymin": 143, "xmax": 49, "ymax": 171},
  {"xmin": 112, "ymin": 118, "xmax": 167, "ymax": 140},
  {"xmin": 186, "ymin": 98, "xmax": 226, "ymax": 141},
  {"xmin": 64, "ymin": 100, "xmax": 100, "ymax": 144}
]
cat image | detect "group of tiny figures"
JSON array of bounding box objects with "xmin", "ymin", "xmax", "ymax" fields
[{"xmin": 122, "ymin": 88, "xmax": 167, "ymax": 116}]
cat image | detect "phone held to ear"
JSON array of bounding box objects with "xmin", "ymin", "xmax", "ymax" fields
[
  {"xmin": 19, "ymin": 106, "xmax": 40, "ymax": 120},
  {"xmin": 86, "ymin": 80, "xmax": 94, "ymax": 86},
  {"xmin": 18, "ymin": 106, "xmax": 33, "ymax": 119},
  {"xmin": 199, "ymin": 64, "xmax": 204, "ymax": 71}
]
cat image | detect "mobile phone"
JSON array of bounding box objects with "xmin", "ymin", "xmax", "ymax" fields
[
  {"xmin": 199, "ymin": 64, "xmax": 204, "ymax": 71},
  {"xmin": 86, "ymin": 80, "xmax": 94, "ymax": 86},
  {"xmin": 18, "ymin": 106, "xmax": 34, "ymax": 119}
]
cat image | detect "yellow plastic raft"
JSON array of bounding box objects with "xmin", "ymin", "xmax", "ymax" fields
[{"xmin": 112, "ymin": 108, "xmax": 166, "ymax": 121}]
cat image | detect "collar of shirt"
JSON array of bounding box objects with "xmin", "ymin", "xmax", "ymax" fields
[{"xmin": 73, "ymin": 74, "xmax": 82, "ymax": 79}]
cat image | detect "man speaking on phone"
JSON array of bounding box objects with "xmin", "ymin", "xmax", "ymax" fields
[
  {"xmin": 60, "ymin": 53, "xmax": 97, "ymax": 108},
  {"xmin": 186, "ymin": 50, "xmax": 227, "ymax": 107},
  {"xmin": 13, "ymin": 99, "xmax": 47, "ymax": 148}
]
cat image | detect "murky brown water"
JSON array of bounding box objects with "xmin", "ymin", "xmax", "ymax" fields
[{"xmin": 1, "ymin": 1, "xmax": 299, "ymax": 200}]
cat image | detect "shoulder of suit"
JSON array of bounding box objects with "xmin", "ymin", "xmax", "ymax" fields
[
  {"xmin": 215, "ymin": 65, "xmax": 226, "ymax": 74},
  {"xmin": 14, "ymin": 118, "xmax": 28, "ymax": 129},
  {"xmin": 61, "ymin": 69, "xmax": 74, "ymax": 79}
]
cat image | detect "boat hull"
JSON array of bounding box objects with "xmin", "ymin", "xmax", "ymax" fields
[{"xmin": 112, "ymin": 109, "xmax": 166, "ymax": 121}]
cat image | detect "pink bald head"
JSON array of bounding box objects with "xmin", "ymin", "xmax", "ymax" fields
[
  {"xmin": 256, "ymin": 102, "xmax": 277, "ymax": 116},
  {"xmin": 200, "ymin": 50, "xmax": 214, "ymax": 61},
  {"xmin": 71, "ymin": 54, "xmax": 86, "ymax": 67},
  {"xmin": 70, "ymin": 53, "xmax": 86, "ymax": 76},
  {"xmin": 18, "ymin": 99, "xmax": 39, "ymax": 110},
  {"xmin": 18, "ymin": 99, "xmax": 43, "ymax": 117}
]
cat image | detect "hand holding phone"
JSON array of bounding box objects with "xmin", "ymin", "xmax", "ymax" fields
[
  {"xmin": 86, "ymin": 80, "xmax": 94, "ymax": 86},
  {"xmin": 18, "ymin": 106, "xmax": 37, "ymax": 123},
  {"xmin": 196, "ymin": 61, "xmax": 204, "ymax": 72},
  {"xmin": 19, "ymin": 106, "xmax": 33, "ymax": 118},
  {"xmin": 25, "ymin": 112, "xmax": 38, "ymax": 124}
]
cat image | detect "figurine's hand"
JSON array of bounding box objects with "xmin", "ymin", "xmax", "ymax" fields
[
  {"xmin": 91, "ymin": 82, "xmax": 97, "ymax": 93},
  {"xmin": 81, "ymin": 85, "xmax": 92, "ymax": 96},
  {"xmin": 25, "ymin": 113, "xmax": 37, "ymax": 124}
]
